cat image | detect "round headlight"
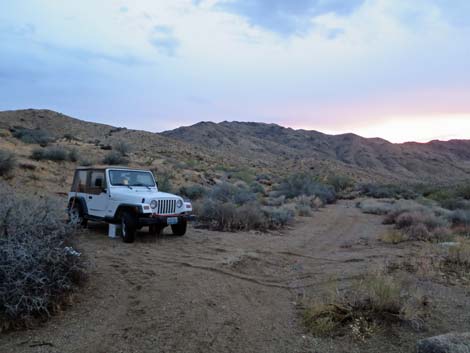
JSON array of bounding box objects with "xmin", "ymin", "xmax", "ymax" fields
[
  {"xmin": 150, "ymin": 200, "xmax": 158, "ymax": 209},
  {"xmin": 176, "ymin": 199, "xmax": 183, "ymax": 208}
]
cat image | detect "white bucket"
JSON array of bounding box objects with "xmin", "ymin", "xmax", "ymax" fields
[{"xmin": 108, "ymin": 224, "xmax": 119, "ymax": 238}]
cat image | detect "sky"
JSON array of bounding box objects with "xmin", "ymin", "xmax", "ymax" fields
[{"xmin": 1, "ymin": 0, "xmax": 469, "ymax": 143}]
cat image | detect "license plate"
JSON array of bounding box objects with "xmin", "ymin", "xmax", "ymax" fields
[{"xmin": 167, "ymin": 217, "xmax": 178, "ymax": 225}]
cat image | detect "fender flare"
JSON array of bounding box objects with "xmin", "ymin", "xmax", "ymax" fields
[
  {"xmin": 113, "ymin": 204, "xmax": 143, "ymax": 219},
  {"xmin": 68, "ymin": 197, "xmax": 88, "ymax": 215}
]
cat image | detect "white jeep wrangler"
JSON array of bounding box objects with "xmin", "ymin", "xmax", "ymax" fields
[{"xmin": 67, "ymin": 167, "xmax": 194, "ymax": 243}]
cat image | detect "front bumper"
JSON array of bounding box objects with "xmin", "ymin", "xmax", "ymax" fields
[{"xmin": 137, "ymin": 214, "xmax": 196, "ymax": 226}]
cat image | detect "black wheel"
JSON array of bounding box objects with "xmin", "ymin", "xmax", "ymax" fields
[
  {"xmin": 121, "ymin": 212, "xmax": 136, "ymax": 243},
  {"xmin": 68, "ymin": 203, "xmax": 87, "ymax": 227},
  {"xmin": 171, "ymin": 219, "xmax": 187, "ymax": 236},
  {"xmin": 149, "ymin": 224, "xmax": 163, "ymax": 236}
]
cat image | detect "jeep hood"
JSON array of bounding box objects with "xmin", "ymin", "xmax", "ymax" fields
[{"xmin": 110, "ymin": 188, "xmax": 181, "ymax": 201}]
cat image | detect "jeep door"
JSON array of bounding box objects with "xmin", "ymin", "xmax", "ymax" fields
[{"xmin": 86, "ymin": 170, "xmax": 108, "ymax": 218}]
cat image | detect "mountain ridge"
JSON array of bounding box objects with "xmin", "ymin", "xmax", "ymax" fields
[{"xmin": 1, "ymin": 109, "xmax": 470, "ymax": 184}]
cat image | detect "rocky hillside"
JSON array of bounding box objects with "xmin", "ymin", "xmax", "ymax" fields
[
  {"xmin": 163, "ymin": 121, "xmax": 470, "ymax": 183},
  {"xmin": 1, "ymin": 109, "xmax": 470, "ymax": 192}
]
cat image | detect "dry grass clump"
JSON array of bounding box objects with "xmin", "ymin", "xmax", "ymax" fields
[
  {"xmin": 0, "ymin": 184, "xmax": 86, "ymax": 331},
  {"xmin": 379, "ymin": 230, "xmax": 409, "ymax": 244},
  {"xmin": 443, "ymin": 240, "xmax": 470, "ymax": 273},
  {"xmin": 303, "ymin": 273, "xmax": 428, "ymax": 340}
]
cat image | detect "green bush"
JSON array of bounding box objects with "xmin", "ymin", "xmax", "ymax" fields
[
  {"xmin": 11, "ymin": 127, "xmax": 54, "ymax": 146},
  {"xmin": 0, "ymin": 150, "xmax": 16, "ymax": 177}
]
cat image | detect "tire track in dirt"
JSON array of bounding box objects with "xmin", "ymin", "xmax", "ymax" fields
[{"xmin": 0, "ymin": 200, "xmax": 408, "ymax": 353}]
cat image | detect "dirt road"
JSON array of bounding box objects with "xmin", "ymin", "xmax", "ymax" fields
[{"xmin": 0, "ymin": 201, "xmax": 421, "ymax": 353}]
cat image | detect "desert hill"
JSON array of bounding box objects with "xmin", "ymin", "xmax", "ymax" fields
[
  {"xmin": 1, "ymin": 109, "xmax": 470, "ymax": 192},
  {"xmin": 163, "ymin": 120, "xmax": 470, "ymax": 182}
]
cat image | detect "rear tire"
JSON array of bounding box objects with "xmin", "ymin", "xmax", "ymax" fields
[
  {"xmin": 171, "ymin": 219, "xmax": 187, "ymax": 236},
  {"xmin": 68, "ymin": 203, "xmax": 88, "ymax": 227},
  {"xmin": 121, "ymin": 212, "xmax": 136, "ymax": 243}
]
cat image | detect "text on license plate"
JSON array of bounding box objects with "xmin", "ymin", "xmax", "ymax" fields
[{"xmin": 167, "ymin": 217, "xmax": 178, "ymax": 225}]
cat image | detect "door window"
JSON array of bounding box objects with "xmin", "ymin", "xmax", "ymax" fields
[{"xmin": 88, "ymin": 171, "xmax": 106, "ymax": 195}]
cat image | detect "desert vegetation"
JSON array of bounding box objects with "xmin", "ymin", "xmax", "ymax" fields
[
  {"xmin": 11, "ymin": 127, "xmax": 55, "ymax": 146},
  {"xmin": 303, "ymin": 271, "xmax": 429, "ymax": 341},
  {"xmin": 30, "ymin": 146, "xmax": 79, "ymax": 162},
  {"xmin": 0, "ymin": 149, "xmax": 16, "ymax": 177},
  {"xmin": 0, "ymin": 183, "xmax": 86, "ymax": 331}
]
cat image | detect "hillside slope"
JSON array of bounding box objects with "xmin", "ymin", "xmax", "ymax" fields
[
  {"xmin": 163, "ymin": 121, "xmax": 470, "ymax": 182},
  {"xmin": 1, "ymin": 109, "xmax": 470, "ymax": 187}
]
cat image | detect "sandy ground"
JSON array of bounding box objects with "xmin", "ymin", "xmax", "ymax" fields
[{"xmin": 2, "ymin": 200, "xmax": 469, "ymax": 353}]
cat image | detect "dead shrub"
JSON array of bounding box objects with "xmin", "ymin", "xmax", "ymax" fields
[{"xmin": 0, "ymin": 184, "xmax": 86, "ymax": 330}]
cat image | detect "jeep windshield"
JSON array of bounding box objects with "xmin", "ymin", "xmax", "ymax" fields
[{"xmin": 109, "ymin": 170, "xmax": 156, "ymax": 187}]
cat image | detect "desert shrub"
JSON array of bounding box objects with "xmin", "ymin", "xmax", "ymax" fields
[
  {"xmin": 327, "ymin": 175, "xmax": 355, "ymax": 192},
  {"xmin": 195, "ymin": 182, "xmax": 293, "ymax": 231},
  {"xmin": 155, "ymin": 171, "xmax": 173, "ymax": 193},
  {"xmin": 102, "ymin": 151, "xmax": 128, "ymax": 165},
  {"xmin": 179, "ymin": 185, "xmax": 207, "ymax": 200},
  {"xmin": 249, "ymin": 182, "xmax": 265, "ymax": 195},
  {"xmin": 263, "ymin": 206, "xmax": 295, "ymax": 228},
  {"xmin": 0, "ymin": 185, "xmax": 86, "ymax": 330},
  {"xmin": 210, "ymin": 182, "xmax": 257, "ymax": 205},
  {"xmin": 31, "ymin": 147, "xmax": 68, "ymax": 162},
  {"xmin": 11, "ymin": 127, "xmax": 54, "ymax": 146},
  {"xmin": 67, "ymin": 148, "xmax": 79, "ymax": 162},
  {"xmin": 357, "ymin": 199, "xmax": 395, "ymax": 215},
  {"xmin": 303, "ymin": 273, "xmax": 427, "ymax": 338},
  {"xmin": 79, "ymin": 157, "xmax": 93, "ymax": 167},
  {"xmin": 448, "ymin": 210, "xmax": 470, "ymax": 227},
  {"xmin": 359, "ymin": 184, "xmax": 417, "ymax": 199},
  {"xmin": 276, "ymin": 173, "xmax": 336, "ymax": 204},
  {"xmin": 0, "ymin": 150, "xmax": 16, "ymax": 177},
  {"xmin": 113, "ymin": 141, "xmax": 131, "ymax": 156}
]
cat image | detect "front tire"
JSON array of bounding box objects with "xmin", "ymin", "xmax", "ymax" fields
[
  {"xmin": 121, "ymin": 212, "xmax": 136, "ymax": 243},
  {"xmin": 171, "ymin": 219, "xmax": 187, "ymax": 236}
]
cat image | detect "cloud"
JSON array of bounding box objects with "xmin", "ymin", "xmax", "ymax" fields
[
  {"xmin": 149, "ymin": 25, "xmax": 180, "ymax": 56},
  {"xmin": 216, "ymin": 0, "xmax": 365, "ymax": 36}
]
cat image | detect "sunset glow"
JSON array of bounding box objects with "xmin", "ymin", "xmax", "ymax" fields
[{"xmin": 325, "ymin": 115, "xmax": 470, "ymax": 143}]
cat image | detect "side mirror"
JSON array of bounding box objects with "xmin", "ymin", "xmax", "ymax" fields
[{"xmin": 95, "ymin": 178, "xmax": 103, "ymax": 188}]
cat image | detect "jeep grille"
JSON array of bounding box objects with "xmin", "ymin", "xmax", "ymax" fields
[{"xmin": 155, "ymin": 199, "xmax": 176, "ymax": 215}]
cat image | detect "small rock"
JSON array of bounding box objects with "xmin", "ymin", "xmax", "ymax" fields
[{"xmin": 417, "ymin": 332, "xmax": 470, "ymax": 353}]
